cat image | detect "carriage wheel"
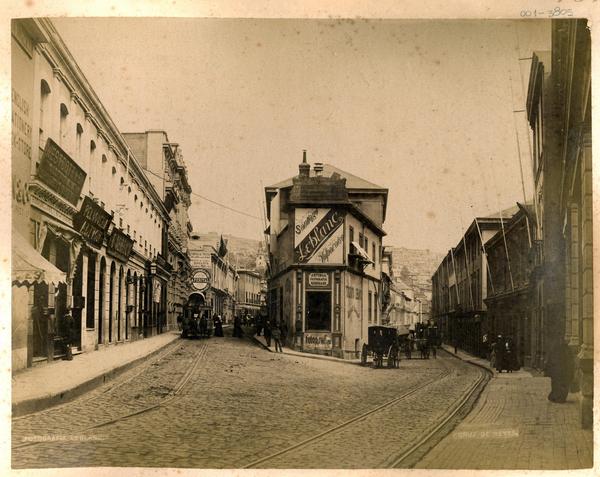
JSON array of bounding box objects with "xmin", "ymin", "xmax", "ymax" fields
[{"xmin": 361, "ymin": 344, "xmax": 368, "ymax": 366}]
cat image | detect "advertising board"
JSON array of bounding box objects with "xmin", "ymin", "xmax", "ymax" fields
[{"xmin": 294, "ymin": 208, "xmax": 344, "ymax": 264}]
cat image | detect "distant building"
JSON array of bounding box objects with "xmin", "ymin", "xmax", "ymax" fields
[
  {"xmin": 188, "ymin": 235, "xmax": 237, "ymax": 323},
  {"xmin": 265, "ymin": 152, "xmax": 388, "ymax": 359},
  {"xmin": 431, "ymin": 207, "xmax": 518, "ymax": 357},
  {"xmin": 236, "ymin": 270, "xmax": 262, "ymax": 318}
]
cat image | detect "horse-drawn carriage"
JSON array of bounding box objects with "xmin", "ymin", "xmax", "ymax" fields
[
  {"xmin": 361, "ymin": 325, "xmax": 401, "ymax": 368},
  {"xmin": 413, "ymin": 323, "xmax": 440, "ymax": 359}
]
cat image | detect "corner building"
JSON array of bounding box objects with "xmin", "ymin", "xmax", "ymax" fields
[{"xmin": 265, "ymin": 154, "xmax": 388, "ymax": 359}]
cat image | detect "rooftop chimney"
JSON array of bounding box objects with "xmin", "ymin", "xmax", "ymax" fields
[
  {"xmin": 299, "ymin": 149, "xmax": 310, "ymax": 177},
  {"xmin": 314, "ymin": 162, "xmax": 324, "ymax": 176}
]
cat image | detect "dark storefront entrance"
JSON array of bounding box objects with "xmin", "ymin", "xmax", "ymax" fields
[{"xmin": 306, "ymin": 291, "xmax": 331, "ymax": 331}]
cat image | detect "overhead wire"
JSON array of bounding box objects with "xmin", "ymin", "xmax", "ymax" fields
[{"xmin": 143, "ymin": 166, "xmax": 262, "ymax": 220}]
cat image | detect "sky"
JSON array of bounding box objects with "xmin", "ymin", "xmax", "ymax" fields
[{"xmin": 53, "ymin": 18, "xmax": 551, "ymax": 254}]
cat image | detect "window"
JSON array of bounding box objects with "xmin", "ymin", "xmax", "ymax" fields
[
  {"xmin": 59, "ymin": 103, "xmax": 69, "ymax": 147},
  {"xmin": 349, "ymin": 225, "xmax": 354, "ymax": 244},
  {"xmin": 39, "ymin": 80, "xmax": 51, "ymax": 149},
  {"xmin": 372, "ymin": 243, "xmax": 376, "ymax": 267},
  {"xmin": 368, "ymin": 292, "xmax": 372, "ymax": 322},
  {"xmin": 76, "ymin": 123, "xmax": 83, "ymax": 159},
  {"xmin": 359, "ymin": 233, "xmax": 364, "ymax": 247},
  {"xmin": 89, "ymin": 141, "xmax": 96, "ymax": 190},
  {"xmin": 374, "ymin": 292, "xmax": 378, "ymax": 322},
  {"xmin": 365, "ymin": 237, "xmax": 369, "ymax": 258}
]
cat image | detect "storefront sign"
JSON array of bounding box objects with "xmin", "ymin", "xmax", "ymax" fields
[
  {"xmin": 295, "ymin": 208, "xmax": 344, "ymax": 264},
  {"xmin": 73, "ymin": 196, "xmax": 112, "ymax": 248},
  {"xmin": 37, "ymin": 138, "xmax": 86, "ymax": 206},
  {"xmin": 304, "ymin": 332, "xmax": 333, "ymax": 350},
  {"xmin": 189, "ymin": 249, "xmax": 212, "ymax": 268},
  {"xmin": 308, "ymin": 272, "xmax": 329, "ymax": 288},
  {"xmin": 107, "ymin": 228, "xmax": 134, "ymax": 262},
  {"xmin": 192, "ymin": 269, "xmax": 211, "ymax": 292}
]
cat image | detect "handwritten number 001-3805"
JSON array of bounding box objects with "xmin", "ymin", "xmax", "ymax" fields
[{"xmin": 520, "ymin": 7, "xmax": 574, "ymax": 17}]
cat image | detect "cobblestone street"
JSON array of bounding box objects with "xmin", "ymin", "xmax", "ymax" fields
[{"xmin": 12, "ymin": 335, "xmax": 481, "ymax": 469}]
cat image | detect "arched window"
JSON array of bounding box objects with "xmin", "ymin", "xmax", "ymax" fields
[
  {"xmin": 89, "ymin": 140, "xmax": 96, "ymax": 193},
  {"xmin": 109, "ymin": 261, "xmax": 116, "ymax": 343},
  {"xmin": 39, "ymin": 80, "xmax": 51, "ymax": 149},
  {"xmin": 98, "ymin": 257, "xmax": 106, "ymax": 344},
  {"xmin": 59, "ymin": 103, "xmax": 69, "ymax": 148},
  {"xmin": 76, "ymin": 123, "xmax": 83, "ymax": 159}
]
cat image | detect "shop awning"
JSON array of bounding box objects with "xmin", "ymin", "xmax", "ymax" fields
[
  {"xmin": 350, "ymin": 241, "xmax": 373, "ymax": 263},
  {"xmin": 12, "ymin": 231, "xmax": 66, "ymax": 287}
]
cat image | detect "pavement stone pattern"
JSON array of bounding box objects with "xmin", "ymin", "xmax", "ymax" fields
[
  {"xmin": 12, "ymin": 335, "xmax": 477, "ymax": 469},
  {"xmin": 416, "ymin": 371, "xmax": 594, "ymax": 470}
]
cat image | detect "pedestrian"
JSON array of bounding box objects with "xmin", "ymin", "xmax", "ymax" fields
[
  {"xmin": 454, "ymin": 338, "xmax": 458, "ymax": 355},
  {"xmin": 490, "ymin": 340, "xmax": 497, "ymax": 369},
  {"xmin": 272, "ymin": 324, "xmax": 283, "ymax": 352},
  {"xmin": 544, "ymin": 338, "xmax": 574, "ymax": 403},
  {"xmin": 213, "ymin": 314, "xmax": 224, "ymax": 337},
  {"xmin": 264, "ymin": 320, "xmax": 272, "ymax": 347},
  {"xmin": 255, "ymin": 315, "xmax": 263, "ymax": 337},
  {"xmin": 61, "ymin": 311, "xmax": 75, "ymax": 360},
  {"xmin": 233, "ymin": 314, "xmax": 243, "ymax": 338}
]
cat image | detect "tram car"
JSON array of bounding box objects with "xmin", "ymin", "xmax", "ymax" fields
[
  {"xmin": 181, "ymin": 308, "xmax": 213, "ymax": 339},
  {"xmin": 361, "ymin": 325, "xmax": 400, "ymax": 368}
]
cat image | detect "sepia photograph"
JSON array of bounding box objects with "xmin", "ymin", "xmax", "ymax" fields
[{"xmin": 6, "ymin": 1, "xmax": 596, "ymax": 474}]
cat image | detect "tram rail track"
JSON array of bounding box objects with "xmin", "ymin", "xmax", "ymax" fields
[
  {"xmin": 13, "ymin": 341, "xmax": 209, "ymax": 450},
  {"xmin": 12, "ymin": 337, "xmax": 185, "ymax": 422},
  {"xmin": 243, "ymin": 357, "xmax": 455, "ymax": 469},
  {"xmin": 387, "ymin": 361, "xmax": 490, "ymax": 468},
  {"xmin": 243, "ymin": 353, "xmax": 490, "ymax": 469}
]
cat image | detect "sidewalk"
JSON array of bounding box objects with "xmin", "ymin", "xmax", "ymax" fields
[
  {"xmin": 12, "ymin": 331, "xmax": 180, "ymax": 417},
  {"xmin": 250, "ymin": 333, "xmax": 361, "ymax": 365},
  {"xmin": 418, "ymin": 345, "xmax": 593, "ymax": 470}
]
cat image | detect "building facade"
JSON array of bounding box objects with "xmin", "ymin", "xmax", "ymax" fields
[
  {"xmin": 188, "ymin": 236, "xmax": 238, "ymax": 323},
  {"xmin": 431, "ymin": 210, "xmax": 513, "ymax": 358},
  {"xmin": 526, "ymin": 19, "xmax": 592, "ymax": 428},
  {"xmin": 123, "ymin": 131, "xmax": 193, "ymax": 331},
  {"xmin": 484, "ymin": 204, "xmax": 536, "ymax": 367},
  {"xmin": 12, "ymin": 19, "xmax": 171, "ymax": 371},
  {"xmin": 236, "ymin": 270, "xmax": 262, "ymax": 319},
  {"xmin": 265, "ymin": 154, "xmax": 388, "ymax": 359}
]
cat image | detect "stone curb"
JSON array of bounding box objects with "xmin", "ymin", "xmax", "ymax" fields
[
  {"xmin": 248, "ymin": 332, "xmax": 362, "ymax": 366},
  {"xmin": 440, "ymin": 345, "xmax": 494, "ymax": 374},
  {"xmin": 12, "ymin": 334, "xmax": 181, "ymax": 418}
]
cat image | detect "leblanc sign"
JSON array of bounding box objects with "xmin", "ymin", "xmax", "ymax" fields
[{"xmin": 294, "ymin": 208, "xmax": 344, "ymax": 264}]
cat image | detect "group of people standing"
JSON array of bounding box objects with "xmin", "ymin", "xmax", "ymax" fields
[{"xmin": 255, "ymin": 317, "xmax": 287, "ymax": 353}]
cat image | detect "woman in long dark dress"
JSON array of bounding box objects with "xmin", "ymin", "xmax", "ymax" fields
[{"xmin": 214, "ymin": 315, "xmax": 224, "ymax": 337}]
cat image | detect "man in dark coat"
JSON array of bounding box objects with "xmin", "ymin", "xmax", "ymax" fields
[
  {"xmin": 263, "ymin": 320, "xmax": 272, "ymax": 347},
  {"xmin": 545, "ymin": 339, "xmax": 575, "ymax": 403},
  {"xmin": 233, "ymin": 315, "xmax": 243, "ymax": 338}
]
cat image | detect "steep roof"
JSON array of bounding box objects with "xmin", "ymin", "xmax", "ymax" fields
[
  {"xmin": 481, "ymin": 204, "xmax": 521, "ymax": 220},
  {"xmin": 266, "ymin": 163, "xmax": 386, "ymax": 191}
]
